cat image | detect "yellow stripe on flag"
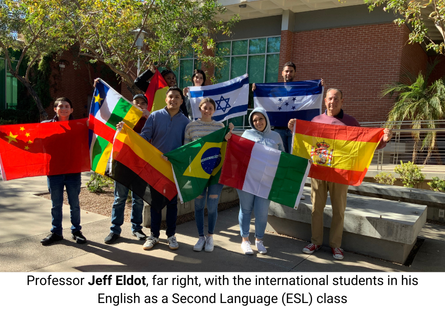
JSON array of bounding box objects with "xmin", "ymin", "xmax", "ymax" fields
[
  {"xmin": 124, "ymin": 106, "xmax": 144, "ymax": 128},
  {"xmin": 293, "ymin": 133, "xmax": 378, "ymax": 172},
  {"xmin": 95, "ymin": 142, "xmax": 113, "ymax": 175},
  {"xmin": 115, "ymin": 126, "xmax": 175, "ymax": 183},
  {"xmin": 151, "ymin": 87, "xmax": 169, "ymax": 112}
]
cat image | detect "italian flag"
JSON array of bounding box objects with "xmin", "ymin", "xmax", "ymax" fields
[{"xmin": 220, "ymin": 134, "xmax": 310, "ymax": 208}]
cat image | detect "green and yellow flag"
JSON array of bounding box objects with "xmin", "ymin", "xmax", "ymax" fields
[{"xmin": 164, "ymin": 127, "xmax": 228, "ymax": 203}]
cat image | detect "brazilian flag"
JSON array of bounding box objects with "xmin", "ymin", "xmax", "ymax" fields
[{"xmin": 164, "ymin": 127, "xmax": 229, "ymax": 202}]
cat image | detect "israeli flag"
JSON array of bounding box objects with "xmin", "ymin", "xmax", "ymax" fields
[
  {"xmin": 189, "ymin": 74, "xmax": 249, "ymax": 122},
  {"xmin": 254, "ymin": 80, "xmax": 323, "ymax": 127}
]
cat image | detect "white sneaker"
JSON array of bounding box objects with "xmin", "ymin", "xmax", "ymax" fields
[
  {"xmin": 205, "ymin": 236, "xmax": 214, "ymax": 252},
  {"xmin": 241, "ymin": 241, "xmax": 254, "ymax": 255},
  {"xmin": 255, "ymin": 240, "xmax": 267, "ymax": 254},
  {"xmin": 167, "ymin": 235, "xmax": 179, "ymax": 250},
  {"xmin": 142, "ymin": 235, "xmax": 159, "ymax": 250},
  {"xmin": 193, "ymin": 236, "xmax": 206, "ymax": 251}
]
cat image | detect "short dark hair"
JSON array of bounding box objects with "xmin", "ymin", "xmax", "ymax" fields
[
  {"xmin": 160, "ymin": 69, "xmax": 176, "ymax": 79},
  {"xmin": 166, "ymin": 86, "xmax": 183, "ymax": 97},
  {"xmin": 54, "ymin": 97, "xmax": 73, "ymax": 108},
  {"xmin": 192, "ymin": 69, "xmax": 206, "ymax": 86},
  {"xmin": 283, "ymin": 61, "xmax": 296, "ymax": 71}
]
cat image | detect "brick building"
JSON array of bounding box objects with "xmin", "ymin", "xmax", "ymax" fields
[{"xmin": 1, "ymin": 1, "xmax": 443, "ymax": 123}]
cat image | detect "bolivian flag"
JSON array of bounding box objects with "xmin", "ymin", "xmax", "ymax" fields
[
  {"xmin": 292, "ymin": 119, "xmax": 384, "ymax": 186},
  {"xmin": 89, "ymin": 79, "xmax": 143, "ymax": 175},
  {"xmin": 164, "ymin": 127, "xmax": 229, "ymax": 203},
  {"xmin": 145, "ymin": 69, "xmax": 169, "ymax": 112},
  {"xmin": 110, "ymin": 124, "xmax": 177, "ymax": 203}
]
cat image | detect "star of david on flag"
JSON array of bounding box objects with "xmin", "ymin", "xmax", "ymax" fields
[
  {"xmin": 253, "ymin": 79, "xmax": 323, "ymax": 127},
  {"xmin": 189, "ymin": 74, "xmax": 249, "ymax": 122}
]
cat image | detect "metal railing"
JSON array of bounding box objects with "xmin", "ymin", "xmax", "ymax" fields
[{"xmin": 360, "ymin": 120, "xmax": 445, "ymax": 169}]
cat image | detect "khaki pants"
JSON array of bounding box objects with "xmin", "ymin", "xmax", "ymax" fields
[{"xmin": 310, "ymin": 178, "xmax": 349, "ymax": 248}]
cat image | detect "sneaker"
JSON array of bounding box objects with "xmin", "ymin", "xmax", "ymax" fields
[
  {"xmin": 255, "ymin": 240, "xmax": 267, "ymax": 254},
  {"xmin": 72, "ymin": 231, "xmax": 87, "ymax": 244},
  {"xmin": 41, "ymin": 233, "xmax": 63, "ymax": 246},
  {"xmin": 132, "ymin": 230, "xmax": 147, "ymax": 240},
  {"xmin": 167, "ymin": 235, "xmax": 179, "ymax": 250},
  {"xmin": 241, "ymin": 240, "xmax": 254, "ymax": 255},
  {"xmin": 204, "ymin": 236, "xmax": 214, "ymax": 252},
  {"xmin": 142, "ymin": 235, "xmax": 159, "ymax": 250},
  {"xmin": 302, "ymin": 243, "xmax": 321, "ymax": 254},
  {"xmin": 332, "ymin": 247, "xmax": 344, "ymax": 260},
  {"xmin": 193, "ymin": 236, "xmax": 206, "ymax": 251},
  {"xmin": 104, "ymin": 232, "xmax": 120, "ymax": 244}
]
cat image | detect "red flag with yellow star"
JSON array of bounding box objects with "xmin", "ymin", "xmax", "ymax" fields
[{"xmin": 0, "ymin": 119, "xmax": 90, "ymax": 181}]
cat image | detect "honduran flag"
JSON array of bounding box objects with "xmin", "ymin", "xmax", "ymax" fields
[
  {"xmin": 145, "ymin": 69, "xmax": 169, "ymax": 112},
  {"xmin": 89, "ymin": 79, "xmax": 143, "ymax": 175},
  {"xmin": 219, "ymin": 134, "xmax": 310, "ymax": 208},
  {"xmin": 253, "ymin": 79, "xmax": 323, "ymax": 127},
  {"xmin": 292, "ymin": 119, "xmax": 384, "ymax": 186},
  {"xmin": 110, "ymin": 124, "xmax": 177, "ymax": 204},
  {"xmin": 189, "ymin": 74, "xmax": 249, "ymax": 122}
]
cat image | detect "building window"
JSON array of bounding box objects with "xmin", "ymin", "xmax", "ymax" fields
[{"xmin": 0, "ymin": 58, "xmax": 18, "ymax": 110}]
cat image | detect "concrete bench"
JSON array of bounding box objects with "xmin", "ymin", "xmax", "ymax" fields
[{"xmin": 266, "ymin": 186, "xmax": 427, "ymax": 264}]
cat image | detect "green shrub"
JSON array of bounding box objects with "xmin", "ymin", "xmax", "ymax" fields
[
  {"xmin": 428, "ymin": 177, "xmax": 445, "ymax": 192},
  {"xmin": 86, "ymin": 173, "xmax": 113, "ymax": 193},
  {"xmin": 374, "ymin": 172, "xmax": 397, "ymax": 185},
  {"xmin": 394, "ymin": 161, "xmax": 425, "ymax": 188}
]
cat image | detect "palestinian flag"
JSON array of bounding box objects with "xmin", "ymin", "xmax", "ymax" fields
[
  {"xmin": 292, "ymin": 119, "xmax": 384, "ymax": 186},
  {"xmin": 145, "ymin": 69, "xmax": 169, "ymax": 112},
  {"xmin": 0, "ymin": 119, "xmax": 90, "ymax": 181},
  {"xmin": 164, "ymin": 127, "xmax": 228, "ymax": 203},
  {"xmin": 110, "ymin": 124, "xmax": 177, "ymax": 204},
  {"xmin": 88, "ymin": 79, "xmax": 143, "ymax": 175},
  {"xmin": 219, "ymin": 134, "xmax": 310, "ymax": 208}
]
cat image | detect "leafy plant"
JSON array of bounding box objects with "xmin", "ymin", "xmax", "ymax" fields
[
  {"xmin": 86, "ymin": 173, "xmax": 113, "ymax": 193},
  {"xmin": 394, "ymin": 161, "xmax": 425, "ymax": 188},
  {"xmin": 428, "ymin": 177, "xmax": 445, "ymax": 192},
  {"xmin": 374, "ymin": 172, "xmax": 396, "ymax": 185}
]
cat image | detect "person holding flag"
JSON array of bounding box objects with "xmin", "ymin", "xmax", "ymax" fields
[
  {"xmin": 230, "ymin": 107, "xmax": 284, "ymax": 255},
  {"xmin": 183, "ymin": 69, "xmax": 206, "ymax": 120},
  {"xmin": 183, "ymin": 97, "xmax": 233, "ymax": 252},
  {"xmin": 288, "ymin": 88, "xmax": 392, "ymax": 260},
  {"xmin": 40, "ymin": 97, "xmax": 87, "ymax": 246},
  {"xmin": 134, "ymin": 67, "xmax": 188, "ymax": 116},
  {"xmin": 140, "ymin": 86, "xmax": 190, "ymax": 251}
]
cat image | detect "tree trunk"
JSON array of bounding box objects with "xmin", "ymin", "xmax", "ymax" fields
[{"xmin": 12, "ymin": 73, "xmax": 49, "ymax": 121}]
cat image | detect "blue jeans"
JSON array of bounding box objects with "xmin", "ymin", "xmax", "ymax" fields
[
  {"xmin": 110, "ymin": 181, "xmax": 144, "ymax": 235},
  {"xmin": 47, "ymin": 173, "xmax": 81, "ymax": 236},
  {"xmin": 237, "ymin": 190, "xmax": 270, "ymax": 240},
  {"xmin": 274, "ymin": 128, "xmax": 292, "ymax": 153},
  {"xmin": 149, "ymin": 186, "xmax": 178, "ymax": 238},
  {"xmin": 194, "ymin": 183, "xmax": 224, "ymax": 236}
]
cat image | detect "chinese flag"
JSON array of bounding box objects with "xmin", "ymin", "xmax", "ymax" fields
[{"xmin": 0, "ymin": 118, "xmax": 91, "ymax": 181}]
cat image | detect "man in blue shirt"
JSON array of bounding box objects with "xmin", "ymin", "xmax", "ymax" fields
[{"xmin": 140, "ymin": 86, "xmax": 190, "ymax": 250}]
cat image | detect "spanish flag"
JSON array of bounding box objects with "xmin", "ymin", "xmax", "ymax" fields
[
  {"xmin": 110, "ymin": 124, "xmax": 177, "ymax": 203},
  {"xmin": 145, "ymin": 69, "xmax": 169, "ymax": 112},
  {"xmin": 292, "ymin": 119, "xmax": 384, "ymax": 186},
  {"xmin": 164, "ymin": 127, "xmax": 229, "ymax": 203}
]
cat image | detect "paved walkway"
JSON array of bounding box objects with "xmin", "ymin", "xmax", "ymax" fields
[{"xmin": 0, "ymin": 174, "xmax": 444, "ymax": 272}]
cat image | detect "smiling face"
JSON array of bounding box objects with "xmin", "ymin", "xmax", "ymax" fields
[
  {"xmin": 199, "ymin": 101, "xmax": 215, "ymax": 121},
  {"xmin": 54, "ymin": 100, "xmax": 73, "ymax": 121},
  {"xmin": 163, "ymin": 73, "xmax": 177, "ymax": 87},
  {"xmin": 252, "ymin": 112, "xmax": 266, "ymax": 132},
  {"xmin": 165, "ymin": 89, "xmax": 183, "ymax": 114},
  {"xmin": 324, "ymin": 89, "xmax": 343, "ymax": 117},
  {"xmin": 193, "ymin": 73, "xmax": 204, "ymax": 87},
  {"xmin": 282, "ymin": 65, "xmax": 296, "ymax": 82}
]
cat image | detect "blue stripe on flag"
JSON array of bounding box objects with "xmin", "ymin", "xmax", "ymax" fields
[
  {"xmin": 212, "ymin": 104, "xmax": 248, "ymax": 122},
  {"xmin": 189, "ymin": 76, "xmax": 249, "ymax": 98},
  {"xmin": 268, "ymin": 108, "xmax": 320, "ymax": 128},
  {"xmin": 89, "ymin": 80, "xmax": 110, "ymax": 116},
  {"xmin": 253, "ymin": 80, "xmax": 322, "ymax": 98}
]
